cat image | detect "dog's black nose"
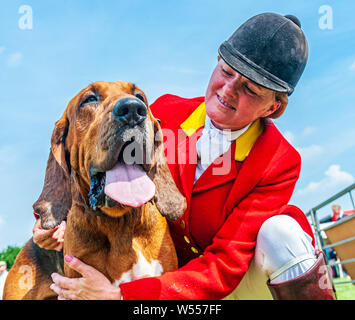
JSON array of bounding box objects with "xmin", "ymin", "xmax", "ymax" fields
[{"xmin": 113, "ymin": 97, "xmax": 147, "ymax": 127}]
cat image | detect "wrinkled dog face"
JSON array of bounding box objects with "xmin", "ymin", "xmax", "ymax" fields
[
  {"xmin": 68, "ymin": 82, "xmax": 153, "ymax": 215},
  {"xmin": 36, "ymin": 81, "xmax": 185, "ymax": 223}
]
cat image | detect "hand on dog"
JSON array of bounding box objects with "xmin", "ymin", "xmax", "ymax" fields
[
  {"xmin": 50, "ymin": 255, "xmax": 122, "ymax": 300},
  {"xmin": 33, "ymin": 219, "xmax": 66, "ymax": 251}
]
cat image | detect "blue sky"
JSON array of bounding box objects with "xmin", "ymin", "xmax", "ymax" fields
[{"xmin": 0, "ymin": 0, "xmax": 354, "ymax": 250}]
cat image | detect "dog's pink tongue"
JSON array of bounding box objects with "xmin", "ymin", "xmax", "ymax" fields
[{"xmin": 104, "ymin": 163, "xmax": 155, "ymax": 207}]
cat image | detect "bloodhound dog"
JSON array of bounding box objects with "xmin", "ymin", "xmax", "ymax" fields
[{"xmin": 4, "ymin": 81, "xmax": 186, "ymax": 300}]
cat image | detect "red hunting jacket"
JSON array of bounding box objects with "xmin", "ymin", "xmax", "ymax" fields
[
  {"xmin": 120, "ymin": 94, "xmax": 315, "ymax": 300},
  {"xmin": 119, "ymin": 94, "xmax": 315, "ymax": 300}
]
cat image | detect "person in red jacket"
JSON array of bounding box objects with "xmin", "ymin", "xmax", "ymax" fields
[
  {"xmin": 331, "ymin": 204, "xmax": 355, "ymax": 222},
  {"xmin": 39, "ymin": 13, "xmax": 335, "ymax": 300}
]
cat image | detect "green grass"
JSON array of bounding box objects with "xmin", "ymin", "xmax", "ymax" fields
[{"xmin": 333, "ymin": 277, "xmax": 355, "ymax": 300}]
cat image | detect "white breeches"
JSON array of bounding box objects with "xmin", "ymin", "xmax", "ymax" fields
[{"xmin": 229, "ymin": 215, "xmax": 317, "ymax": 300}]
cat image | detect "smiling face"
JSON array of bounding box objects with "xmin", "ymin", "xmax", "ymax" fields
[{"xmin": 205, "ymin": 59, "xmax": 282, "ymax": 130}]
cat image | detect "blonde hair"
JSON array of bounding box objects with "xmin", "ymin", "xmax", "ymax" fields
[{"xmin": 268, "ymin": 92, "xmax": 289, "ymax": 119}]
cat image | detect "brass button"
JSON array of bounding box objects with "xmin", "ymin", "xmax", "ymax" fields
[
  {"xmin": 180, "ymin": 220, "xmax": 186, "ymax": 229},
  {"xmin": 184, "ymin": 236, "xmax": 190, "ymax": 244},
  {"xmin": 191, "ymin": 247, "xmax": 198, "ymax": 254}
]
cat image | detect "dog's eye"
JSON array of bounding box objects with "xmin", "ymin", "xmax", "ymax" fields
[
  {"xmin": 81, "ymin": 95, "xmax": 98, "ymax": 107},
  {"xmin": 135, "ymin": 93, "xmax": 145, "ymax": 103}
]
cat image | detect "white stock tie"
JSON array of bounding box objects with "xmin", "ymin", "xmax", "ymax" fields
[{"xmin": 194, "ymin": 116, "xmax": 251, "ymax": 183}]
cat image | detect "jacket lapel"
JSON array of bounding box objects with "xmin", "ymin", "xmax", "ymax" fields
[
  {"xmin": 176, "ymin": 127, "xmax": 200, "ymax": 203},
  {"xmin": 192, "ymin": 142, "xmax": 238, "ymax": 193},
  {"xmin": 177, "ymin": 103, "xmax": 206, "ymax": 200},
  {"xmin": 177, "ymin": 101, "xmax": 265, "ymax": 196},
  {"xmin": 224, "ymin": 119, "xmax": 281, "ymax": 213}
]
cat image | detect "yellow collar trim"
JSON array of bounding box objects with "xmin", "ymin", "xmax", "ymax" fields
[
  {"xmin": 180, "ymin": 102, "xmax": 207, "ymax": 137},
  {"xmin": 180, "ymin": 102, "xmax": 263, "ymax": 161}
]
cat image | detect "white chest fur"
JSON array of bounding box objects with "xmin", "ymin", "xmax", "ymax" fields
[{"xmin": 112, "ymin": 251, "xmax": 163, "ymax": 287}]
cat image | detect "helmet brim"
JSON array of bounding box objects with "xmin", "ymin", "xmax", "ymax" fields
[{"xmin": 219, "ymin": 42, "xmax": 294, "ymax": 96}]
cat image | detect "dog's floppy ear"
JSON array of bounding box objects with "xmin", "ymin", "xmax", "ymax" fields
[
  {"xmin": 51, "ymin": 114, "xmax": 70, "ymax": 177},
  {"xmin": 33, "ymin": 113, "xmax": 72, "ymax": 229},
  {"xmin": 148, "ymin": 112, "xmax": 186, "ymax": 221}
]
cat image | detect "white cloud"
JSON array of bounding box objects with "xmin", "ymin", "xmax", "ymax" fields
[
  {"xmin": 350, "ymin": 61, "xmax": 355, "ymax": 70},
  {"xmin": 296, "ymin": 164, "xmax": 354, "ymax": 196},
  {"xmin": 282, "ymin": 127, "xmax": 317, "ymax": 148},
  {"xmin": 7, "ymin": 52, "xmax": 23, "ymax": 68},
  {"xmin": 296, "ymin": 144, "xmax": 324, "ymax": 160},
  {"xmin": 302, "ymin": 126, "xmax": 316, "ymax": 137},
  {"xmin": 282, "ymin": 129, "xmax": 322, "ymax": 161},
  {"xmin": 0, "ymin": 216, "xmax": 4, "ymax": 227},
  {"xmin": 284, "ymin": 130, "xmax": 295, "ymax": 144}
]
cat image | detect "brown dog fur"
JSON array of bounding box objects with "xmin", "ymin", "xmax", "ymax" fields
[{"xmin": 4, "ymin": 81, "xmax": 186, "ymax": 299}]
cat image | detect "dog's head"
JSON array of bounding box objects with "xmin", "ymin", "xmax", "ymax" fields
[{"xmin": 33, "ymin": 81, "xmax": 186, "ymax": 228}]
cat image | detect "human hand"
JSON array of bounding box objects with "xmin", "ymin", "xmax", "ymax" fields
[
  {"xmin": 50, "ymin": 255, "xmax": 122, "ymax": 300},
  {"xmin": 33, "ymin": 219, "xmax": 66, "ymax": 251}
]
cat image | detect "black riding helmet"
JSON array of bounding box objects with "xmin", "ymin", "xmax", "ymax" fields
[{"xmin": 218, "ymin": 13, "xmax": 308, "ymax": 96}]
